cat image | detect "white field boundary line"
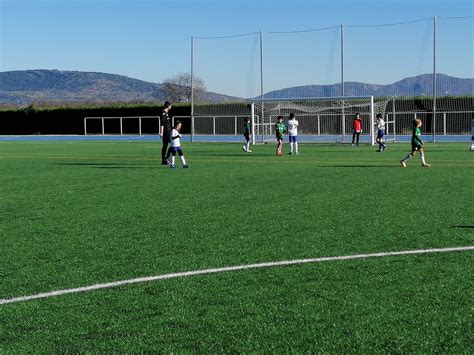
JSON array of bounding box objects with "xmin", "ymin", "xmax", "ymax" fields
[{"xmin": 1, "ymin": 246, "xmax": 473, "ymax": 305}]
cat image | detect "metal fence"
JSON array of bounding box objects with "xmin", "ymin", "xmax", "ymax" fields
[{"xmin": 174, "ymin": 110, "xmax": 473, "ymax": 143}]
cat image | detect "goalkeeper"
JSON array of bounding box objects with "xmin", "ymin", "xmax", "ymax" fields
[{"xmin": 275, "ymin": 115, "xmax": 286, "ymax": 156}]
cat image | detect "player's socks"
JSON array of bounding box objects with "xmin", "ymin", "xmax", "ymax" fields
[
  {"xmin": 295, "ymin": 142, "xmax": 298, "ymax": 154},
  {"xmin": 246, "ymin": 142, "xmax": 250, "ymax": 151},
  {"xmin": 289, "ymin": 142, "xmax": 293, "ymax": 154},
  {"xmin": 180, "ymin": 155, "xmax": 187, "ymax": 166},
  {"xmin": 402, "ymin": 154, "xmax": 412, "ymax": 161},
  {"xmin": 171, "ymin": 156, "xmax": 176, "ymax": 166},
  {"xmin": 420, "ymin": 154, "xmax": 427, "ymax": 165}
]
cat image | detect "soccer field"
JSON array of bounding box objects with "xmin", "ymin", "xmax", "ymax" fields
[{"xmin": 1, "ymin": 141, "xmax": 473, "ymax": 352}]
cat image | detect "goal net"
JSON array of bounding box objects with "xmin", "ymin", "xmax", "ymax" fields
[
  {"xmin": 191, "ymin": 96, "xmax": 389, "ymax": 144},
  {"xmin": 251, "ymin": 96, "xmax": 389, "ymax": 144}
]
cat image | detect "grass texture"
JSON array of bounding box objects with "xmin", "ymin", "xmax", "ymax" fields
[{"xmin": 1, "ymin": 141, "xmax": 473, "ymax": 352}]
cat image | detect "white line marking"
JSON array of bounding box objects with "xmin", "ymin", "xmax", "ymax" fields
[{"xmin": 1, "ymin": 246, "xmax": 473, "ymax": 305}]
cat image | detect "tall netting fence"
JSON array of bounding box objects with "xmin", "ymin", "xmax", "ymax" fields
[
  {"xmin": 263, "ymin": 27, "xmax": 341, "ymax": 97},
  {"xmin": 191, "ymin": 17, "xmax": 473, "ymax": 143},
  {"xmin": 433, "ymin": 17, "xmax": 474, "ymax": 141}
]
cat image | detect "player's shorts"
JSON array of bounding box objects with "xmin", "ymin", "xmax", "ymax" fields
[
  {"xmin": 244, "ymin": 132, "xmax": 250, "ymax": 142},
  {"xmin": 289, "ymin": 135, "xmax": 298, "ymax": 143},
  {"xmin": 411, "ymin": 142, "xmax": 422, "ymax": 151},
  {"xmin": 276, "ymin": 134, "xmax": 283, "ymax": 141},
  {"xmin": 170, "ymin": 146, "xmax": 183, "ymax": 154},
  {"xmin": 377, "ymin": 129, "xmax": 385, "ymax": 139}
]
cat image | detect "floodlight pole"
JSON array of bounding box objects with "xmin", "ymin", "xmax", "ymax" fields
[{"xmin": 191, "ymin": 36, "xmax": 195, "ymax": 142}]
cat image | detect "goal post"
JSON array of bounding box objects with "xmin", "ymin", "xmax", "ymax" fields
[
  {"xmin": 471, "ymin": 117, "xmax": 474, "ymax": 151},
  {"xmin": 250, "ymin": 96, "xmax": 388, "ymax": 145}
]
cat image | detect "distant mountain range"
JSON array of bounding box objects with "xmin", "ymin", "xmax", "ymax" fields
[
  {"xmin": 263, "ymin": 74, "xmax": 473, "ymax": 98},
  {"xmin": 0, "ymin": 70, "xmax": 472, "ymax": 107}
]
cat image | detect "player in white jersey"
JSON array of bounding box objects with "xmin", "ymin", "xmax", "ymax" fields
[
  {"xmin": 170, "ymin": 121, "xmax": 189, "ymax": 169},
  {"xmin": 287, "ymin": 113, "xmax": 299, "ymax": 155},
  {"xmin": 375, "ymin": 113, "xmax": 387, "ymax": 152}
]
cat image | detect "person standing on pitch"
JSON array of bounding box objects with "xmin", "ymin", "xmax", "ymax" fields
[
  {"xmin": 351, "ymin": 113, "xmax": 362, "ymax": 146},
  {"xmin": 242, "ymin": 117, "xmax": 252, "ymax": 153},
  {"xmin": 287, "ymin": 113, "xmax": 299, "ymax": 155},
  {"xmin": 169, "ymin": 121, "xmax": 189, "ymax": 169},
  {"xmin": 275, "ymin": 115, "xmax": 286, "ymax": 156},
  {"xmin": 375, "ymin": 113, "xmax": 387, "ymax": 152},
  {"xmin": 159, "ymin": 101, "xmax": 172, "ymax": 165},
  {"xmin": 400, "ymin": 117, "xmax": 431, "ymax": 168}
]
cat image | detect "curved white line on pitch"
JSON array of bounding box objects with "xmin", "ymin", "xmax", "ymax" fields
[{"xmin": 1, "ymin": 246, "xmax": 473, "ymax": 305}]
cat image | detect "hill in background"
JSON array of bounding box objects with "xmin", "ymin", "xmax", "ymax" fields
[{"xmin": 0, "ymin": 70, "xmax": 235, "ymax": 106}]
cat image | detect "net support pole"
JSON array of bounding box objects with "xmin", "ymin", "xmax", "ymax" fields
[
  {"xmin": 370, "ymin": 96, "xmax": 375, "ymax": 146},
  {"xmin": 84, "ymin": 118, "xmax": 87, "ymax": 135},
  {"xmin": 259, "ymin": 30, "xmax": 265, "ymax": 143},
  {"xmin": 341, "ymin": 24, "xmax": 345, "ymax": 143},
  {"xmin": 191, "ymin": 36, "xmax": 195, "ymax": 142},
  {"xmin": 432, "ymin": 16, "xmax": 437, "ymax": 143}
]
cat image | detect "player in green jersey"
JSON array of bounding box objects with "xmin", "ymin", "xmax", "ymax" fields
[
  {"xmin": 275, "ymin": 115, "xmax": 286, "ymax": 156},
  {"xmin": 400, "ymin": 118, "xmax": 431, "ymax": 167}
]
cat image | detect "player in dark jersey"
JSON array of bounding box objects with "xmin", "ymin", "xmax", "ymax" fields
[
  {"xmin": 159, "ymin": 101, "xmax": 172, "ymax": 165},
  {"xmin": 400, "ymin": 118, "xmax": 431, "ymax": 167},
  {"xmin": 242, "ymin": 117, "xmax": 252, "ymax": 153},
  {"xmin": 275, "ymin": 115, "xmax": 286, "ymax": 156}
]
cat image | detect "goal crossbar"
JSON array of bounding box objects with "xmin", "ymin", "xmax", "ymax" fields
[{"xmin": 251, "ymin": 95, "xmax": 374, "ymax": 102}]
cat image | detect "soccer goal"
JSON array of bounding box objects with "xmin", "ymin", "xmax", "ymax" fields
[{"xmin": 250, "ymin": 96, "xmax": 389, "ymax": 145}]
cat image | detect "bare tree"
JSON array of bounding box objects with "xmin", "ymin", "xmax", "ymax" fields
[{"xmin": 161, "ymin": 72, "xmax": 206, "ymax": 103}]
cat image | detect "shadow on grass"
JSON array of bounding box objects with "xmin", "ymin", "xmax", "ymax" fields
[
  {"xmin": 450, "ymin": 225, "xmax": 474, "ymax": 229},
  {"xmin": 318, "ymin": 164, "xmax": 400, "ymax": 168},
  {"xmin": 58, "ymin": 163, "xmax": 159, "ymax": 169}
]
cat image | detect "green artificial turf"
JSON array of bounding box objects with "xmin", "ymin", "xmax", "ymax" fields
[{"xmin": 0, "ymin": 141, "xmax": 473, "ymax": 352}]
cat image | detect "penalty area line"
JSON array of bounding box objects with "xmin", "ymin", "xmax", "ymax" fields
[{"xmin": 1, "ymin": 246, "xmax": 473, "ymax": 305}]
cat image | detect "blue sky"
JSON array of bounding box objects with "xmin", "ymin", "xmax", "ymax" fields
[{"xmin": 0, "ymin": 0, "xmax": 473, "ymax": 97}]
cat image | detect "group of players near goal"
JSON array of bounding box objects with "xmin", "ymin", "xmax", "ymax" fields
[{"xmin": 159, "ymin": 101, "xmax": 430, "ymax": 168}]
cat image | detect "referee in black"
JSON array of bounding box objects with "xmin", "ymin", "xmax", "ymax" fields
[{"xmin": 159, "ymin": 101, "xmax": 172, "ymax": 165}]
